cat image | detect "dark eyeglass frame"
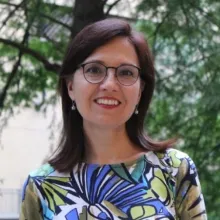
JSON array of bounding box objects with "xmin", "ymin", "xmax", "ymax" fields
[{"xmin": 78, "ymin": 62, "xmax": 141, "ymax": 86}]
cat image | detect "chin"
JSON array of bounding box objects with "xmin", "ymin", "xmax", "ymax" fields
[{"xmin": 84, "ymin": 118, "xmax": 128, "ymax": 130}]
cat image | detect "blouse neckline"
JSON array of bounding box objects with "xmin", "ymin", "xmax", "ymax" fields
[{"xmin": 81, "ymin": 151, "xmax": 153, "ymax": 168}]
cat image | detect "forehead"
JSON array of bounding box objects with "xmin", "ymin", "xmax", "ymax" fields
[{"xmin": 84, "ymin": 37, "xmax": 139, "ymax": 67}]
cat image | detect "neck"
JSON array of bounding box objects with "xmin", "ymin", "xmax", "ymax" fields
[{"xmin": 83, "ymin": 122, "xmax": 143, "ymax": 164}]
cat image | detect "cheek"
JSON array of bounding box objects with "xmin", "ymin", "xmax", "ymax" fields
[
  {"xmin": 72, "ymin": 74, "xmax": 87, "ymax": 97},
  {"xmin": 72, "ymin": 79, "xmax": 96, "ymax": 108},
  {"xmin": 124, "ymin": 85, "xmax": 141, "ymax": 105}
]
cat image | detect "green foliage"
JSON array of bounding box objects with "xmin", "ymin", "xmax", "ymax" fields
[
  {"xmin": 136, "ymin": 0, "xmax": 220, "ymax": 218},
  {"xmin": 0, "ymin": 0, "xmax": 71, "ymax": 112},
  {"xmin": 28, "ymin": 37, "xmax": 64, "ymax": 62}
]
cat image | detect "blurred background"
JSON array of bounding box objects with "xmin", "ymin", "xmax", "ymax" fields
[{"xmin": 0, "ymin": 0, "xmax": 219, "ymax": 219}]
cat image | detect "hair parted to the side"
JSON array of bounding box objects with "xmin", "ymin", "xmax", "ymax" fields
[{"xmin": 48, "ymin": 18, "xmax": 176, "ymax": 172}]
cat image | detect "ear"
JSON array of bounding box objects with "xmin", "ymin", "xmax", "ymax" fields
[{"xmin": 66, "ymin": 79, "xmax": 75, "ymax": 100}]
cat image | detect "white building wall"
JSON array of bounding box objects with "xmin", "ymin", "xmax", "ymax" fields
[{"xmin": 0, "ymin": 105, "xmax": 61, "ymax": 189}]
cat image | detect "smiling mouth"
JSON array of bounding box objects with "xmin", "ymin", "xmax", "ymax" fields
[{"xmin": 95, "ymin": 98, "xmax": 121, "ymax": 106}]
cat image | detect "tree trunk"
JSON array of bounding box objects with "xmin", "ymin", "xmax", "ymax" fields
[{"xmin": 71, "ymin": 0, "xmax": 106, "ymax": 38}]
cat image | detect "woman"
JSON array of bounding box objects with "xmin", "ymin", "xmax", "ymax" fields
[{"xmin": 20, "ymin": 19, "xmax": 207, "ymax": 220}]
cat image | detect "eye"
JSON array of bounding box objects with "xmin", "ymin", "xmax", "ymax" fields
[
  {"xmin": 84, "ymin": 63, "xmax": 104, "ymax": 74},
  {"xmin": 118, "ymin": 69, "xmax": 134, "ymax": 77},
  {"xmin": 87, "ymin": 67, "xmax": 101, "ymax": 73}
]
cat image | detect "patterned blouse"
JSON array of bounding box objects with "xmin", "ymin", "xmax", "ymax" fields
[{"xmin": 20, "ymin": 149, "xmax": 207, "ymax": 220}]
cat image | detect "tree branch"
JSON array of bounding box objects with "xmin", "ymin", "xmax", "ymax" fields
[
  {"xmin": 0, "ymin": 38, "xmax": 61, "ymax": 72},
  {"xmin": 0, "ymin": 0, "xmax": 24, "ymax": 31},
  {"xmin": 0, "ymin": 0, "xmax": 40, "ymax": 110},
  {"xmin": 105, "ymin": 0, "xmax": 121, "ymax": 16},
  {"xmin": 151, "ymin": 10, "xmax": 171, "ymax": 56},
  {"xmin": 102, "ymin": 0, "xmax": 108, "ymax": 5},
  {"xmin": 0, "ymin": 1, "xmax": 72, "ymax": 31},
  {"xmin": 38, "ymin": 12, "xmax": 72, "ymax": 31},
  {"xmin": 41, "ymin": 33, "xmax": 65, "ymax": 52},
  {"xmin": 0, "ymin": 52, "xmax": 23, "ymax": 110},
  {"xmin": 189, "ymin": 2, "xmax": 220, "ymax": 29},
  {"xmin": 0, "ymin": 1, "xmax": 61, "ymax": 73},
  {"xmin": 0, "ymin": 1, "xmax": 18, "ymax": 7},
  {"xmin": 158, "ymin": 49, "xmax": 220, "ymax": 83}
]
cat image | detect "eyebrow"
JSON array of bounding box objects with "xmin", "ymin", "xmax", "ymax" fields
[{"xmin": 83, "ymin": 59, "xmax": 140, "ymax": 68}]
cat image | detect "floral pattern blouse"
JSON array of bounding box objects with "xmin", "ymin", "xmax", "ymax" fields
[{"xmin": 20, "ymin": 148, "xmax": 207, "ymax": 220}]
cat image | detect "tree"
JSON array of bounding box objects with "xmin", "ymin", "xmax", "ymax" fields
[
  {"xmin": 0, "ymin": 0, "xmax": 219, "ymax": 218},
  {"xmin": 136, "ymin": 1, "xmax": 220, "ymax": 218}
]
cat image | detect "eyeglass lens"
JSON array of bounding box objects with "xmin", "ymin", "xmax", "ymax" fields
[{"xmin": 83, "ymin": 62, "xmax": 139, "ymax": 86}]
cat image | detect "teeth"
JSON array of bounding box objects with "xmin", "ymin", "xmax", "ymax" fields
[{"xmin": 96, "ymin": 99, "xmax": 119, "ymax": 105}]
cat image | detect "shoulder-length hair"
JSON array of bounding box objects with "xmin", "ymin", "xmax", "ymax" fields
[{"xmin": 49, "ymin": 18, "xmax": 176, "ymax": 172}]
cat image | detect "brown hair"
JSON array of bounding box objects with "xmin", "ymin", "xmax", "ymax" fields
[{"xmin": 49, "ymin": 18, "xmax": 176, "ymax": 172}]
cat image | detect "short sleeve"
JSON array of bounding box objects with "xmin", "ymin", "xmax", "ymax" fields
[
  {"xmin": 175, "ymin": 156, "xmax": 207, "ymax": 219},
  {"xmin": 19, "ymin": 176, "xmax": 43, "ymax": 220}
]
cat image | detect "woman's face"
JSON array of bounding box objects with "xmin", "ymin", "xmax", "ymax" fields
[{"xmin": 67, "ymin": 37, "xmax": 142, "ymax": 130}]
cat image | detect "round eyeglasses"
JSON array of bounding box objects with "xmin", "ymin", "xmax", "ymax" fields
[{"xmin": 79, "ymin": 62, "xmax": 141, "ymax": 86}]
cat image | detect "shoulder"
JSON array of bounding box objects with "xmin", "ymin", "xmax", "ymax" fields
[
  {"xmin": 21, "ymin": 164, "xmax": 54, "ymax": 199},
  {"xmin": 24, "ymin": 163, "xmax": 71, "ymax": 188},
  {"xmin": 156, "ymin": 148, "xmax": 191, "ymax": 166},
  {"xmin": 20, "ymin": 164, "xmax": 57, "ymax": 219},
  {"xmin": 145, "ymin": 148, "xmax": 196, "ymax": 177},
  {"xmin": 26, "ymin": 163, "xmax": 71, "ymax": 187},
  {"xmin": 144, "ymin": 150, "xmax": 206, "ymax": 218},
  {"xmin": 21, "ymin": 163, "xmax": 70, "ymax": 205},
  {"xmin": 29, "ymin": 163, "xmax": 55, "ymax": 178},
  {"xmin": 22, "ymin": 164, "xmax": 62, "ymax": 198},
  {"xmin": 145, "ymin": 148, "xmax": 191, "ymax": 166}
]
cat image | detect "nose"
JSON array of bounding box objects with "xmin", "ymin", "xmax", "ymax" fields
[{"xmin": 99, "ymin": 68, "xmax": 119, "ymax": 92}]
